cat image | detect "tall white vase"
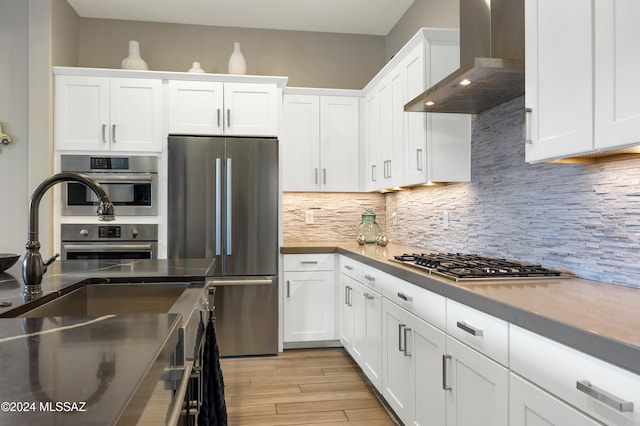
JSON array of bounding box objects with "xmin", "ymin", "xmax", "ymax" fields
[
  {"xmin": 121, "ymin": 40, "xmax": 148, "ymax": 70},
  {"xmin": 227, "ymin": 42, "xmax": 247, "ymax": 75}
]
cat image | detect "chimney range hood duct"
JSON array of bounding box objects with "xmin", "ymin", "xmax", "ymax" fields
[{"xmin": 405, "ymin": 0, "xmax": 524, "ymax": 114}]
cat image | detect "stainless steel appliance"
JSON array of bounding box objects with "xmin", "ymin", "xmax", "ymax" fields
[
  {"xmin": 60, "ymin": 223, "xmax": 158, "ymax": 260},
  {"xmin": 60, "ymin": 154, "xmax": 158, "ymax": 216},
  {"xmin": 391, "ymin": 252, "xmax": 569, "ymax": 282},
  {"xmin": 167, "ymin": 135, "xmax": 279, "ymax": 357}
]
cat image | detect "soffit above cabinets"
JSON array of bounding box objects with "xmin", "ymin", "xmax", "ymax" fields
[{"xmin": 65, "ymin": 0, "xmax": 415, "ymax": 36}]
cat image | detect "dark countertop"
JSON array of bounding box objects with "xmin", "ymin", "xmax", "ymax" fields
[
  {"xmin": 0, "ymin": 258, "xmax": 215, "ymax": 317},
  {"xmin": 282, "ymin": 242, "xmax": 640, "ymax": 376},
  {"xmin": 0, "ymin": 258, "xmax": 215, "ymax": 425},
  {"xmin": 0, "ymin": 314, "xmax": 180, "ymax": 425}
]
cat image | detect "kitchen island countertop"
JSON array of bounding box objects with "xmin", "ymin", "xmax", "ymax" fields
[
  {"xmin": 0, "ymin": 258, "xmax": 214, "ymax": 425},
  {"xmin": 282, "ymin": 241, "xmax": 640, "ymax": 376}
]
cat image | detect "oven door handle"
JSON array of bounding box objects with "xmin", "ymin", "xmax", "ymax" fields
[
  {"xmin": 77, "ymin": 175, "xmax": 155, "ymax": 183},
  {"xmin": 62, "ymin": 244, "xmax": 154, "ymax": 251}
]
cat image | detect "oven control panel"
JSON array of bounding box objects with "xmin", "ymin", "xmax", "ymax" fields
[{"xmin": 98, "ymin": 226, "xmax": 121, "ymax": 239}]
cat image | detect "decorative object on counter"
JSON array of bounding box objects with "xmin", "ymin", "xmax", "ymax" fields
[
  {"xmin": 356, "ymin": 208, "xmax": 381, "ymax": 244},
  {"xmin": 188, "ymin": 62, "xmax": 205, "ymax": 73},
  {"xmin": 376, "ymin": 234, "xmax": 388, "ymax": 246},
  {"xmin": 121, "ymin": 40, "xmax": 148, "ymax": 70},
  {"xmin": 357, "ymin": 234, "xmax": 366, "ymax": 245},
  {"xmin": 0, "ymin": 254, "xmax": 19, "ymax": 273},
  {"xmin": 227, "ymin": 42, "xmax": 247, "ymax": 75}
]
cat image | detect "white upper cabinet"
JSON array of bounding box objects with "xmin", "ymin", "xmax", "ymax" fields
[
  {"xmin": 282, "ymin": 90, "xmax": 360, "ymax": 192},
  {"xmin": 55, "ymin": 74, "xmax": 162, "ymax": 152},
  {"xmin": 363, "ymin": 28, "xmax": 471, "ymax": 191},
  {"xmin": 169, "ymin": 80, "xmax": 279, "ymax": 136},
  {"xmin": 525, "ymin": 0, "xmax": 640, "ymax": 162}
]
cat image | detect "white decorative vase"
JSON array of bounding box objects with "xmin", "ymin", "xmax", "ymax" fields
[
  {"xmin": 188, "ymin": 62, "xmax": 205, "ymax": 73},
  {"xmin": 121, "ymin": 40, "xmax": 148, "ymax": 70},
  {"xmin": 227, "ymin": 42, "xmax": 247, "ymax": 75}
]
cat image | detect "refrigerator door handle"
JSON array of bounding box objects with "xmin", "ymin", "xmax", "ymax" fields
[
  {"xmin": 226, "ymin": 157, "xmax": 232, "ymax": 255},
  {"xmin": 215, "ymin": 158, "xmax": 222, "ymax": 256}
]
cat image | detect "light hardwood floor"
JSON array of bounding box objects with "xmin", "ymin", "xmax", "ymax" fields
[{"xmin": 220, "ymin": 348, "xmax": 399, "ymax": 426}]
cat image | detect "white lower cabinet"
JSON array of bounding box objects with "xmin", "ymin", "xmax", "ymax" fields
[
  {"xmin": 510, "ymin": 373, "xmax": 602, "ymax": 426},
  {"xmin": 283, "ymin": 254, "xmax": 336, "ymax": 343},
  {"xmin": 340, "ymin": 270, "xmax": 383, "ymax": 391},
  {"xmin": 382, "ymin": 298, "xmax": 446, "ymax": 425},
  {"xmin": 445, "ymin": 335, "xmax": 509, "ymax": 426}
]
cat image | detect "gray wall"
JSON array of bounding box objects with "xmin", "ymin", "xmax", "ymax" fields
[{"xmin": 386, "ymin": 96, "xmax": 640, "ymax": 289}]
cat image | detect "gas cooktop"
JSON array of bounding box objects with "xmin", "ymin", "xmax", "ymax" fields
[{"xmin": 390, "ymin": 252, "xmax": 570, "ymax": 282}]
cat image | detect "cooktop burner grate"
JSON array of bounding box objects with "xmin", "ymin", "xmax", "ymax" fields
[{"xmin": 391, "ymin": 252, "xmax": 568, "ymax": 281}]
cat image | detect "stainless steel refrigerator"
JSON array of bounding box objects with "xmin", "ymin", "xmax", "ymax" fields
[{"xmin": 168, "ymin": 135, "xmax": 279, "ymax": 356}]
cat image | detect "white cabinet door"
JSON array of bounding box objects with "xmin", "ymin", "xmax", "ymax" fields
[
  {"xmin": 224, "ymin": 83, "xmax": 278, "ymax": 136},
  {"xmin": 361, "ymin": 283, "xmax": 383, "ymax": 391},
  {"xmin": 524, "ymin": 0, "xmax": 592, "ymax": 162},
  {"xmin": 594, "ymin": 0, "xmax": 640, "ymax": 150},
  {"xmin": 319, "ymin": 96, "xmax": 360, "ymax": 192},
  {"xmin": 340, "ymin": 273, "xmax": 364, "ymax": 364},
  {"xmin": 55, "ymin": 75, "xmax": 161, "ymax": 152},
  {"xmin": 445, "ymin": 335, "xmax": 509, "ymax": 426},
  {"xmin": 382, "ymin": 298, "xmax": 412, "ymax": 423},
  {"xmin": 364, "ymin": 90, "xmax": 381, "ymax": 191},
  {"xmin": 283, "ymin": 270, "xmax": 335, "ymax": 342},
  {"xmin": 282, "ymin": 94, "xmax": 320, "ymax": 191},
  {"xmin": 168, "ymin": 80, "xmax": 224, "ymax": 134},
  {"xmin": 55, "ymin": 75, "xmax": 110, "ymax": 151},
  {"xmin": 510, "ymin": 374, "xmax": 602, "ymax": 426},
  {"xmin": 109, "ymin": 78, "xmax": 162, "ymax": 152}
]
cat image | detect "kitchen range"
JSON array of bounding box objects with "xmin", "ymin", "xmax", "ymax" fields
[{"xmin": 391, "ymin": 252, "xmax": 569, "ymax": 281}]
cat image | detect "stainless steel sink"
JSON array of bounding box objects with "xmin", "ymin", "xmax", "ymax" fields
[{"xmin": 21, "ymin": 283, "xmax": 191, "ymax": 317}]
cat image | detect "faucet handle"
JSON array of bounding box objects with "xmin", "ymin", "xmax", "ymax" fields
[{"xmin": 44, "ymin": 253, "xmax": 60, "ymax": 267}]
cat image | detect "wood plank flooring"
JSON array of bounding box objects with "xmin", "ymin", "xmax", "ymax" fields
[{"xmin": 220, "ymin": 348, "xmax": 399, "ymax": 426}]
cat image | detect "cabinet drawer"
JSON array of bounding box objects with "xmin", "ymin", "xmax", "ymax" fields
[
  {"xmin": 446, "ymin": 299, "xmax": 508, "ymax": 366},
  {"xmin": 383, "ymin": 275, "xmax": 446, "ymax": 332},
  {"xmin": 284, "ymin": 254, "xmax": 335, "ymax": 271},
  {"xmin": 339, "ymin": 256, "xmax": 364, "ymax": 282},
  {"xmin": 511, "ymin": 325, "xmax": 640, "ymax": 426}
]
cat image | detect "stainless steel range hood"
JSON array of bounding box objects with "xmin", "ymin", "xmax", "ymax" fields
[{"xmin": 405, "ymin": 0, "xmax": 524, "ymax": 114}]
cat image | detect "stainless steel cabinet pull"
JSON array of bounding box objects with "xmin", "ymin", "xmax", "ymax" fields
[
  {"xmin": 524, "ymin": 107, "xmax": 533, "ymax": 144},
  {"xmin": 442, "ymin": 354, "xmax": 452, "ymax": 390},
  {"xmin": 314, "ymin": 168, "xmax": 319, "ymax": 184},
  {"xmin": 397, "ymin": 292, "xmax": 413, "ymax": 302},
  {"xmin": 371, "ymin": 165, "xmax": 377, "ymax": 182},
  {"xmin": 216, "ymin": 108, "xmax": 221, "ymax": 127},
  {"xmin": 403, "ymin": 327, "xmax": 412, "ymax": 356},
  {"xmin": 457, "ymin": 321, "xmax": 483, "ymax": 337},
  {"xmin": 398, "ymin": 324, "xmax": 406, "ymax": 352},
  {"xmin": 416, "ymin": 148, "xmax": 423, "ymax": 171},
  {"xmin": 301, "ymin": 260, "xmax": 319, "ymax": 265},
  {"xmin": 344, "ymin": 265, "xmax": 353, "ymax": 271},
  {"xmin": 208, "ymin": 278, "xmax": 273, "ymax": 286},
  {"xmin": 348, "ymin": 286, "xmax": 353, "ymax": 306},
  {"xmin": 101, "ymin": 124, "xmax": 107, "ymax": 143},
  {"xmin": 286, "ymin": 280, "xmax": 290, "ymax": 298},
  {"xmin": 111, "ymin": 124, "xmax": 117, "ymax": 143},
  {"xmin": 226, "ymin": 109, "xmax": 231, "ymax": 128},
  {"xmin": 576, "ymin": 380, "xmax": 634, "ymax": 413},
  {"xmin": 363, "ymin": 293, "xmax": 374, "ymax": 300},
  {"xmin": 364, "ymin": 274, "xmax": 375, "ymax": 282},
  {"xmin": 387, "ymin": 160, "xmax": 392, "ymax": 178},
  {"xmin": 322, "ymin": 168, "xmax": 327, "ymax": 185}
]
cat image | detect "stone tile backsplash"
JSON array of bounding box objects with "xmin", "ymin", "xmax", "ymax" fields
[{"xmin": 283, "ymin": 96, "xmax": 640, "ymax": 288}]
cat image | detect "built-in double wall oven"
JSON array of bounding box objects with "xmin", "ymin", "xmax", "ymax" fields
[
  {"xmin": 61, "ymin": 154, "xmax": 158, "ymax": 216},
  {"xmin": 59, "ymin": 154, "xmax": 159, "ymax": 261}
]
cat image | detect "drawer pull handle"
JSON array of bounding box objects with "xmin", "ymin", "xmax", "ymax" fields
[
  {"xmin": 442, "ymin": 354, "xmax": 452, "ymax": 390},
  {"xmin": 457, "ymin": 321, "xmax": 483, "ymax": 337},
  {"xmin": 397, "ymin": 292, "xmax": 413, "ymax": 302},
  {"xmin": 576, "ymin": 380, "xmax": 634, "ymax": 413},
  {"xmin": 300, "ymin": 260, "xmax": 319, "ymax": 265},
  {"xmin": 286, "ymin": 280, "xmax": 290, "ymax": 298},
  {"xmin": 403, "ymin": 327, "xmax": 412, "ymax": 357},
  {"xmin": 363, "ymin": 293, "xmax": 374, "ymax": 300},
  {"xmin": 364, "ymin": 274, "xmax": 375, "ymax": 282},
  {"xmin": 344, "ymin": 265, "xmax": 353, "ymax": 271}
]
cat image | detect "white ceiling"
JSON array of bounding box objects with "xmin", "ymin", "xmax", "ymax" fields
[{"xmin": 65, "ymin": 0, "xmax": 416, "ymax": 36}]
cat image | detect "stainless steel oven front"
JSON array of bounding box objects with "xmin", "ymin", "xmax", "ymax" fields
[
  {"xmin": 60, "ymin": 223, "xmax": 158, "ymax": 260},
  {"xmin": 61, "ymin": 154, "xmax": 158, "ymax": 216}
]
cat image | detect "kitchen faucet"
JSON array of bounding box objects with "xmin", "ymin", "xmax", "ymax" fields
[{"xmin": 22, "ymin": 172, "xmax": 115, "ymax": 295}]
